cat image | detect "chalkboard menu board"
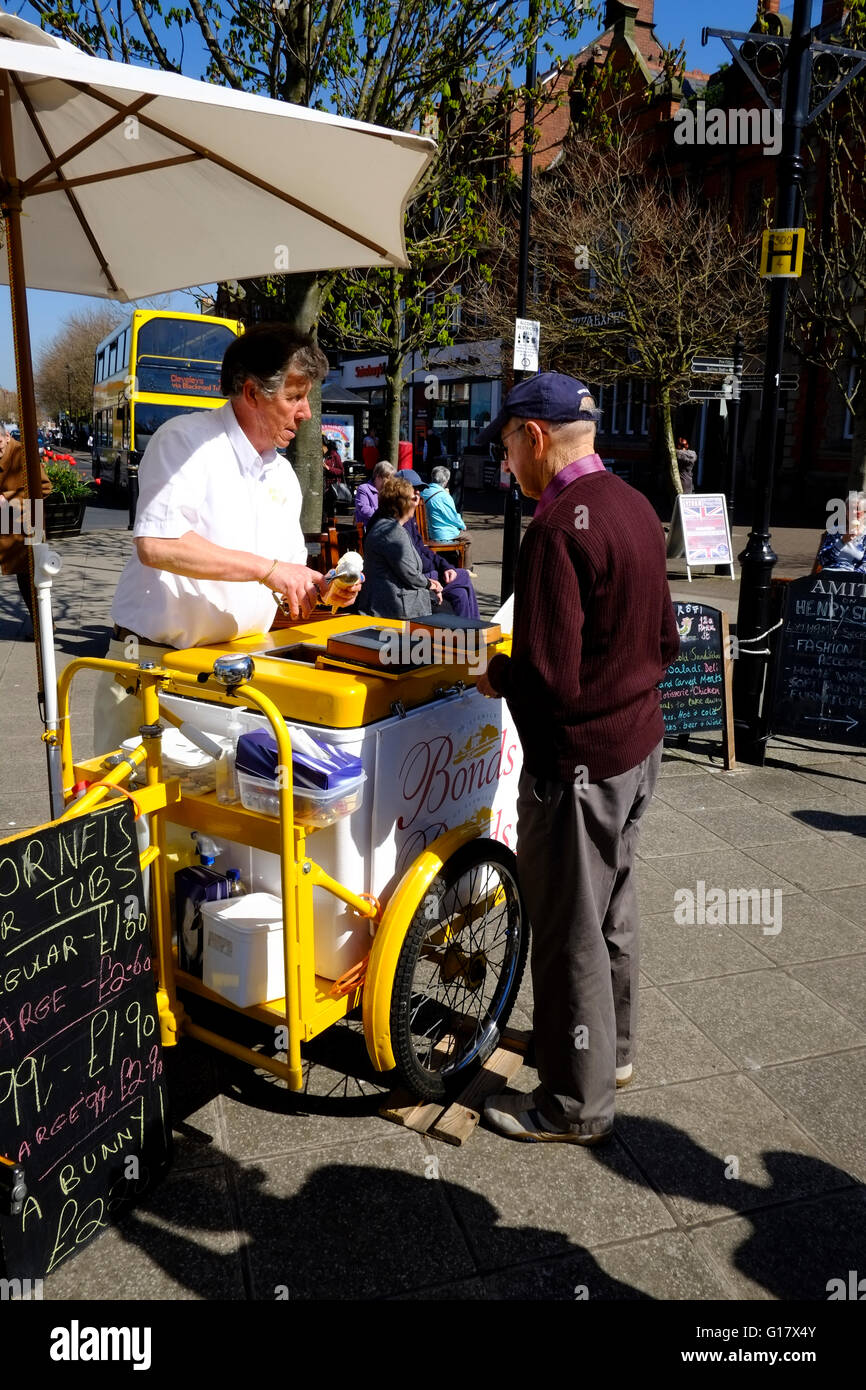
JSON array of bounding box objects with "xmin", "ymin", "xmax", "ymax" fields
[
  {"xmin": 0, "ymin": 801, "xmax": 171, "ymax": 1281},
  {"xmin": 659, "ymin": 602, "xmax": 735, "ymax": 767},
  {"xmin": 771, "ymin": 571, "xmax": 866, "ymax": 747}
]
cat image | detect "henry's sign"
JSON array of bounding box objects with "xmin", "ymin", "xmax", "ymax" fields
[{"xmin": 771, "ymin": 571, "xmax": 866, "ymax": 747}]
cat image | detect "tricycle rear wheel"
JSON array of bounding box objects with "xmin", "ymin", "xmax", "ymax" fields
[{"xmin": 389, "ymin": 839, "xmax": 528, "ymax": 1102}]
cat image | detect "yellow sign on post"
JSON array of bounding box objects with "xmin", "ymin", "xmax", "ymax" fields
[{"xmin": 760, "ymin": 227, "xmax": 806, "ymax": 278}]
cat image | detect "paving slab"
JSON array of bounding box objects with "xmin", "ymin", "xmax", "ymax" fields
[
  {"xmin": 614, "ymin": 1074, "xmax": 854, "ymax": 1226},
  {"xmin": 634, "ymin": 860, "xmax": 678, "ymax": 915},
  {"xmin": 720, "ymin": 767, "xmax": 856, "ymax": 809},
  {"xmin": 638, "ymin": 805, "xmax": 728, "ymax": 858},
  {"xmin": 687, "ymin": 806, "xmax": 824, "ymax": 849},
  {"xmin": 691, "ymin": 1188, "xmax": 866, "ymax": 1301},
  {"xmin": 821, "ymin": 886, "xmax": 866, "ymax": 928},
  {"xmin": 217, "ymin": 1035, "xmax": 397, "ymax": 1161},
  {"xmin": 657, "ymin": 760, "xmax": 712, "ymax": 780},
  {"xmin": 641, "ymin": 911, "xmax": 774, "ymax": 984},
  {"xmin": 788, "ymin": 955, "xmax": 866, "ymax": 1032},
  {"xmin": 665, "ymin": 970, "xmax": 866, "ymax": 1069},
  {"xmin": 655, "ymin": 773, "xmax": 757, "ymax": 811},
  {"xmin": 238, "ymin": 1132, "xmax": 477, "ymax": 1300},
  {"xmin": 489, "ymin": 1228, "xmax": 733, "ymax": 1301},
  {"xmin": 42, "ymin": 1164, "xmax": 247, "ymax": 1301},
  {"xmin": 728, "ymin": 891, "xmax": 866, "ymax": 965},
  {"xmin": 646, "ymin": 846, "xmax": 800, "ymax": 896},
  {"xmin": 745, "ymin": 840, "xmax": 866, "ymax": 892},
  {"xmin": 441, "ymin": 1123, "xmax": 676, "ymax": 1272},
  {"xmin": 751, "ymin": 1049, "xmax": 866, "ymax": 1183},
  {"xmin": 624, "ymin": 986, "xmax": 736, "ymax": 1089}
]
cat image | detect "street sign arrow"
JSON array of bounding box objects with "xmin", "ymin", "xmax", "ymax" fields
[
  {"xmin": 688, "ymin": 389, "xmax": 734, "ymax": 401},
  {"xmin": 691, "ymin": 359, "xmax": 735, "ymax": 374},
  {"xmin": 740, "ymin": 375, "xmax": 799, "ymax": 389}
]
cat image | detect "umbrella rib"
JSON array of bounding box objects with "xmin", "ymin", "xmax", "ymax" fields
[
  {"xmin": 27, "ymin": 152, "xmax": 203, "ymax": 196},
  {"xmin": 68, "ymin": 82, "xmax": 399, "ymax": 264},
  {"xmin": 20, "ymin": 92, "xmax": 157, "ymax": 194},
  {"xmin": 11, "ymin": 73, "xmax": 120, "ymax": 294}
]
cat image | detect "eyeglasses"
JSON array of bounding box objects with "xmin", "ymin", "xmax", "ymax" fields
[
  {"xmin": 490, "ymin": 423, "xmax": 525, "ymax": 465},
  {"xmin": 490, "ymin": 422, "xmax": 549, "ymax": 464}
]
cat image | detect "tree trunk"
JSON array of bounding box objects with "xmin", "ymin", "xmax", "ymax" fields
[
  {"xmin": 385, "ymin": 349, "xmax": 406, "ymax": 466},
  {"xmin": 658, "ymin": 384, "xmax": 682, "ymax": 498},
  {"xmin": 280, "ymin": 273, "xmax": 326, "ymax": 533}
]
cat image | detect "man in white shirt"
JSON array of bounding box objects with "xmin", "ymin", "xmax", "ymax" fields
[{"xmin": 95, "ymin": 325, "xmax": 357, "ymax": 750}]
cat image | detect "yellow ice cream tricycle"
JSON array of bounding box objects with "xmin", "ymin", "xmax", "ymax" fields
[{"xmin": 55, "ymin": 617, "xmax": 528, "ymax": 1103}]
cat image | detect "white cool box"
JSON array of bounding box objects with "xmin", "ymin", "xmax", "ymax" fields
[
  {"xmin": 200, "ymin": 893, "xmax": 285, "ymax": 1006},
  {"xmin": 161, "ymin": 687, "xmax": 522, "ymax": 998}
]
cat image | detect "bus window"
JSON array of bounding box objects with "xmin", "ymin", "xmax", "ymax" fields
[
  {"xmin": 108, "ymin": 339, "xmax": 118, "ymax": 378},
  {"xmin": 96, "ymin": 349, "xmax": 106, "ymax": 383},
  {"xmin": 135, "ymin": 318, "xmax": 236, "ymax": 396},
  {"xmin": 136, "ymin": 318, "xmax": 236, "ymax": 363},
  {"xmin": 133, "ymin": 402, "xmax": 212, "ymax": 450}
]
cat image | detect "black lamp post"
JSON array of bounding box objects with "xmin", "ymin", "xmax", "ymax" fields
[
  {"xmin": 500, "ymin": 0, "xmax": 539, "ymax": 605},
  {"xmin": 705, "ymin": 0, "xmax": 866, "ymax": 764}
]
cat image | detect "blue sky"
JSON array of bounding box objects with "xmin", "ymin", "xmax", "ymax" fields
[{"xmin": 1, "ymin": 0, "xmax": 769, "ymax": 399}]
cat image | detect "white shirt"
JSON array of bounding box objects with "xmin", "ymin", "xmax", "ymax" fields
[{"xmin": 112, "ymin": 401, "xmax": 306, "ymax": 649}]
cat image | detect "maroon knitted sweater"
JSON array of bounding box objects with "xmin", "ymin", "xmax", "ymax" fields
[{"xmin": 487, "ymin": 470, "xmax": 680, "ymax": 782}]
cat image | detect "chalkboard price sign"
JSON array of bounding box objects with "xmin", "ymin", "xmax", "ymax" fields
[
  {"xmin": 659, "ymin": 602, "xmax": 735, "ymax": 768},
  {"xmin": 771, "ymin": 571, "xmax": 866, "ymax": 747},
  {"xmin": 0, "ymin": 801, "xmax": 171, "ymax": 1282}
]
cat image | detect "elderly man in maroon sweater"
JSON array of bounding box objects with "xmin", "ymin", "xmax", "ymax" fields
[{"xmin": 476, "ymin": 372, "xmax": 679, "ymax": 1143}]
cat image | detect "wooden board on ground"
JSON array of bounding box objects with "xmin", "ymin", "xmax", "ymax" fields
[{"xmin": 379, "ymin": 1027, "xmax": 530, "ymax": 1146}]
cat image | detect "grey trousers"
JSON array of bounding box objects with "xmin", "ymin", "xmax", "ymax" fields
[{"xmin": 515, "ymin": 740, "xmax": 663, "ymax": 1135}]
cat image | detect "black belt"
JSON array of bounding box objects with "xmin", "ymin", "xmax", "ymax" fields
[{"xmin": 112, "ymin": 623, "xmax": 174, "ymax": 650}]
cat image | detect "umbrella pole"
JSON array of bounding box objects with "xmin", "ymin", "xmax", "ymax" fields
[{"xmin": 0, "ymin": 75, "xmax": 64, "ymax": 820}]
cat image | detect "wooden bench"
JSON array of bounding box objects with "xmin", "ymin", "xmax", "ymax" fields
[{"xmin": 416, "ymin": 497, "xmax": 468, "ymax": 568}]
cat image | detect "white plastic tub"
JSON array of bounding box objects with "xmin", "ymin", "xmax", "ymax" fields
[{"xmin": 201, "ymin": 892, "xmax": 285, "ymax": 1006}]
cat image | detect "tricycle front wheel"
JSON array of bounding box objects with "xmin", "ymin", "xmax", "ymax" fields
[{"xmin": 389, "ymin": 839, "xmax": 528, "ymax": 1102}]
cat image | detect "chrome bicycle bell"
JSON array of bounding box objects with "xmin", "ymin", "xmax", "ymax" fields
[{"xmin": 212, "ymin": 654, "xmax": 255, "ymax": 689}]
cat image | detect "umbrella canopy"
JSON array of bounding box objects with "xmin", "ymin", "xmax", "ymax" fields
[
  {"xmin": 0, "ymin": 7, "xmax": 435, "ymax": 816},
  {"xmin": 0, "ymin": 11, "xmax": 434, "ymax": 297}
]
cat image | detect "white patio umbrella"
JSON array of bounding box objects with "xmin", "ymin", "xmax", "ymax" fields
[{"xmin": 0, "ymin": 8, "xmax": 435, "ymax": 813}]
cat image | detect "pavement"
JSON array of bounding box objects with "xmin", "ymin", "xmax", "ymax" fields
[{"xmin": 2, "ymin": 482, "xmax": 866, "ymax": 1303}]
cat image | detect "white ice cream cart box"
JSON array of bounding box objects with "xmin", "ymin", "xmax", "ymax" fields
[{"xmin": 161, "ymin": 618, "xmax": 522, "ymax": 983}]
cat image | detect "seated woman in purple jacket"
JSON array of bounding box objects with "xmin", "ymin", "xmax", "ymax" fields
[{"xmin": 355, "ymin": 460, "xmax": 395, "ymax": 527}]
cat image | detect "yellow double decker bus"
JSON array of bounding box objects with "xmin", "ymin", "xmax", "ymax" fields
[{"xmin": 91, "ymin": 309, "xmax": 244, "ymax": 494}]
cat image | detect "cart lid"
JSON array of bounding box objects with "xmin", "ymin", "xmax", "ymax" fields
[{"xmin": 162, "ymin": 617, "xmax": 510, "ymax": 729}]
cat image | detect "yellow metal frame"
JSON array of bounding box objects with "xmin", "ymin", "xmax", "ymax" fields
[{"xmin": 57, "ymin": 653, "xmax": 382, "ymax": 1091}]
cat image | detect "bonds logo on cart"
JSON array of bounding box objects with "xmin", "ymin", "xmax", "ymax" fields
[{"xmin": 0, "ymin": 801, "xmax": 171, "ymax": 1282}]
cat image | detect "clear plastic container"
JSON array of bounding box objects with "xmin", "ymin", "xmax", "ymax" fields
[
  {"xmin": 237, "ymin": 769, "xmax": 366, "ymax": 828},
  {"xmin": 122, "ymin": 729, "xmax": 232, "ymax": 795}
]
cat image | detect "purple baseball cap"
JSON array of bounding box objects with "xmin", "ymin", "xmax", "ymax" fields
[{"xmin": 477, "ymin": 372, "xmax": 596, "ymax": 446}]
